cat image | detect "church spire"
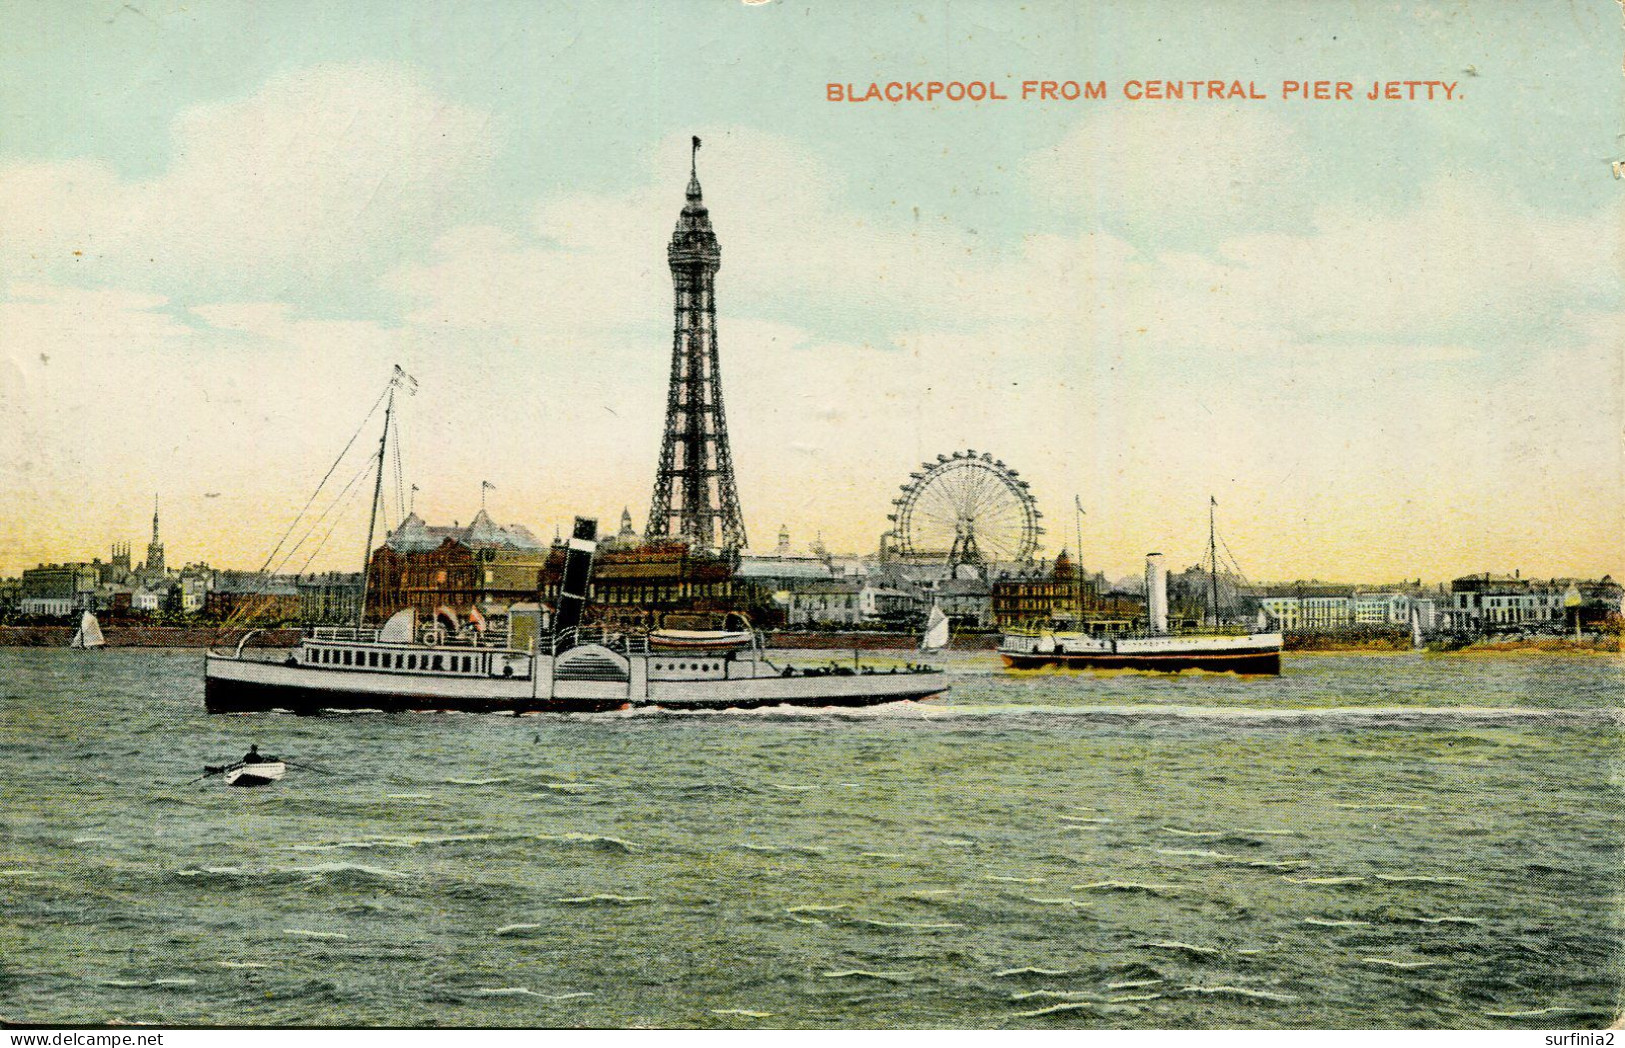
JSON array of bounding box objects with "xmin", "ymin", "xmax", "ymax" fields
[{"xmin": 145, "ymin": 493, "xmax": 165, "ymax": 575}]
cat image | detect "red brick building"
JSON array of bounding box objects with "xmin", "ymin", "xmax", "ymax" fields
[
  {"xmin": 992, "ymin": 550, "xmax": 1146, "ymax": 630},
  {"xmin": 544, "ymin": 541, "xmax": 772, "ymax": 629},
  {"xmin": 363, "ymin": 510, "xmax": 776, "ymax": 629}
]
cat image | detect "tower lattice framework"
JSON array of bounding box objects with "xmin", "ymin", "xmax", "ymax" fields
[{"xmin": 646, "ymin": 137, "xmax": 747, "ymax": 551}]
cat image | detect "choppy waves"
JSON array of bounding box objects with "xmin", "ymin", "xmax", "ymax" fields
[
  {"xmin": 602, "ymin": 699, "xmax": 1622, "ymax": 732},
  {"xmin": 4, "ymin": 648, "xmax": 1620, "ymax": 1028}
]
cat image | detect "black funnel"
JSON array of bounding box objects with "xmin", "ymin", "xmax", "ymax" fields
[{"xmin": 555, "ymin": 516, "xmax": 598, "ymax": 635}]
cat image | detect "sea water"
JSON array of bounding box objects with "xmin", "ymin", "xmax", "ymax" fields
[{"xmin": 1, "ymin": 649, "xmax": 1620, "ymax": 1029}]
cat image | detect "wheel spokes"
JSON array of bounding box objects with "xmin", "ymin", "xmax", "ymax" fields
[{"xmin": 896, "ymin": 457, "xmax": 1039, "ymax": 563}]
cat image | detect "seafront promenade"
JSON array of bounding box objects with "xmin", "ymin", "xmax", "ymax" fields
[
  {"xmin": 3, "ymin": 624, "xmax": 1617, "ymax": 655},
  {"xmin": 0, "ymin": 625, "xmax": 992, "ymax": 651},
  {"xmin": 0, "ymin": 625, "xmax": 301, "ymax": 648}
]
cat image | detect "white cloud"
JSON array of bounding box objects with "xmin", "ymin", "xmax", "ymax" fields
[
  {"xmin": 0, "ymin": 62, "xmax": 496, "ymax": 294},
  {"xmin": 1213, "ymin": 178, "xmax": 1618, "ymax": 341},
  {"xmin": 364, "ymin": 125, "xmax": 1625, "ymax": 577},
  {"xmin": 0, "ymin": 96, "xmax": 1619, "ymax": 580},
  {"xmin": 1026, "ymin": 106, "xmax": 1309, "ymax": 235}
]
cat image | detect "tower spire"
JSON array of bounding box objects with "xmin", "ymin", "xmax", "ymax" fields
[
  {"xmin": 646, "ymin": 137, "xmax": 747, "ymax": 552},
  {"xmin": 145, "ymin": 492, "xmax": 165, "ymax": 575}
]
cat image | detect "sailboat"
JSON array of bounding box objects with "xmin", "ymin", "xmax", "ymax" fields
[
  {"xmin": 920, "ymin": 605, "xmax": 950, "ymax": 652},
  {"xmin": 1410, "ymin": 607, "xmax": 1425, "ymax": 650},
  {"xmin": 69, "ymin": 611, "xmax": 105, "ymax": 649}
]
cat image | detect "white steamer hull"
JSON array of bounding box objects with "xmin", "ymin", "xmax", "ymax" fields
[
  {"xmin": 999, "ymin": 632, "xmax": 1283, "ymax": 675},
  {"xmin": 204, "ymin": 652, "xmax": 947, "ymax": 713}
]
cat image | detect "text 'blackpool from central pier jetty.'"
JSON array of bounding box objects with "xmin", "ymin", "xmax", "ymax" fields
[{"xmin": 827, "ymin": 79, "xmax": 1461, "ymax": 103}]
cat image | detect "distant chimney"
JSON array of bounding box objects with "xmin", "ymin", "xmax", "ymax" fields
[
  {"xmin": 554, "ymin": 516, "xmax": 599, "ymax": 635},
  {"xmin": 1145, "ymin": 553, "xmax": 1168, "ymax": 634}
]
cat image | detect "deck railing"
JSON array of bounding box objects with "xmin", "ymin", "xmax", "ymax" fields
[
  {"xmin": 309, "ymin": 626, "xmax": 382, "ymax": 643},
  {"xmin": 314, "ymin": 622, "xmax": 777, "ymax": 662},
  {"xmin": 1003, "ymin": 624, "xmax": 1266, "ymax": 645},
  {"xmin": 310, "ymin": 624, "xmax": 517, "ymax": 649},
  {"xmin": 549, "ymin": 626, "xmax": 652, "ymax": 657},
  {"xmin": 547, "ymin": 626, "xmax": 771, "ymax": 659}
]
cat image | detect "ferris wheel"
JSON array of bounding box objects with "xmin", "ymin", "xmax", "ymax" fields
[{"xmin": 887, "ymin": 450, "xmax": 1043, "ymax": 569}]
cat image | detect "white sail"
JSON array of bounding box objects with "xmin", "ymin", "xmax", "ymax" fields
[
  {"xmin": 1410, "ymin": 607, "xmax": 1424, "ymax": 649},
  {"xmin": 72, "ymin": 611, "xmax": 105, "ymax": 649},
  {"xmin": 921, "ymin": 606, "xmax": 950, "ymax": 651}
]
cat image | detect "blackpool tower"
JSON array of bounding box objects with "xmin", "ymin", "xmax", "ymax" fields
[{"xmin": 645, "ymin": 137, "xmax": 748, "ymax": 551}]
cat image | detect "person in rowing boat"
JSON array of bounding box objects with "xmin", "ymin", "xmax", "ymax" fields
[{"xmin": 192, "ymin": 745, "xmax": 291, "ymax": 785}]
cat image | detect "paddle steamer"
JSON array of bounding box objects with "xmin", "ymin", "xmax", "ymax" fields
[{"xmin": 204, "ymin": 373, "xmax": 947, "ymax": 714}]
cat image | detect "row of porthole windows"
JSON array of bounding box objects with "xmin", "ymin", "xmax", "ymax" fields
[
  {"xmin": 652, "ymin": 662, "xmax": 722, "ymax": 673},
  {"xmin": 308, "ymin": 647, "xmax": 481, "ymax": 674}
]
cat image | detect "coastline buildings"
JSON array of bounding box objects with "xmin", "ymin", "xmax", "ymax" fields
[
  {"xmin": 206, "ymin": 574, "xmax": 300, "ymax": 622},
  {"xmin": 1252, "ymin": 573, "xmax": 1624, "ymax": 635},
  {"xmin": 297, "ymin": 572, "xmax": 364, "ymax": 624},
  {"xmin": 1444, "ymin": 572, "xmax": 1622, "ymax": 631},
  {"xmin": 931, "ymin": 576, "xmax": 995, "ymax": 629},
  {"xmin": 858, "ymin": 584, "xmax": 922, "ymax": 628},
  {"xmin": 13, "ymin": 500, "xmax": 184, "ymax": 618},
  {"xmin": 5, "ymin": 510, "xmax": 1620, "ymax": 639},
  {"xmin": 991, "ymin": 551, "xmax": 1147, "ymax": 631},
  {"xmin": 364, "ymin": 509, "xmax": 551, "ymax": 623},
  {"xmin": 361, "ymin": 506, "xmax": 759, "ymax": 631},
  {"xmin": 143, "ymin": 497, "xmax": 165, "ymax": 577},
  {"xmin": 3, "ymin": 148, "xmax": 1620, "ymax": 643},
  {"xmin": 1254, "ymin": 582, "xmax": 1439, "ymax": 632},
  {"xmin": 785, "ymin": 578, "xmax": 863, "ymax": 627},
  {"xmin": 992, "ymin": 553, "xmax": 1083, "ymax": 629},
  {"xmin": 550, "ymin": 540, "xmax": 750, "ymax": 630},
  {"xmin": 18, "ymin": 564, "xmax": 98, "ymax": 617}
]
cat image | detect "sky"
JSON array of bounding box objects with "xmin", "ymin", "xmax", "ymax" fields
[{"xmin": 0, "ymin": 0, "xmax": 1620, "ymax": 583}]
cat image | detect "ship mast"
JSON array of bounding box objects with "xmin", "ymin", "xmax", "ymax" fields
[
  {"xmin": 357, "ymin": 366, "xmax": 413, "ymax": 628},
  {"xmin": 1073, "ymin": 496, "xmax": 1085, "ymax": 629},
  {"xmin": 1208, "ymin": 496, "xmax": 1220, "ymax": 627}
]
